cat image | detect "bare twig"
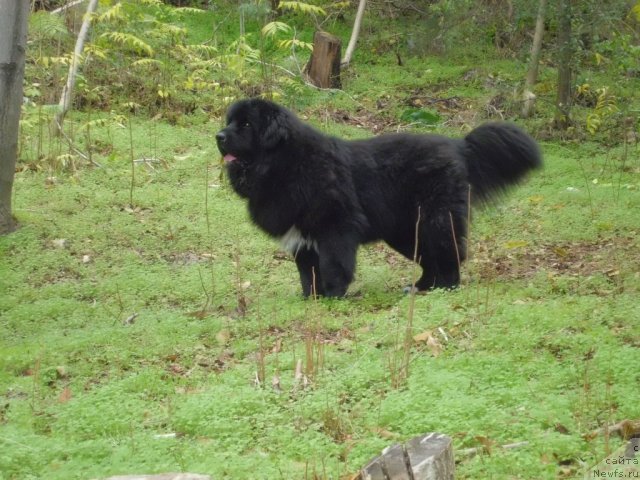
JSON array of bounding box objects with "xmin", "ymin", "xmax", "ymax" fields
[
  {"xmin": 457, "ymin": 440, "xmax": 529, "ymax": 459},
  {"xmin": 584, "ymin": 420, "xmax": 640, "ymax": 440},
  {"xmin": 50, "ymin": 0, "xmax": 87, "ymax": 15}
]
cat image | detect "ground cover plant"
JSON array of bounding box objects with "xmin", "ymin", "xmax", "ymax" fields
[{"xmin": 1, "ymin": 1, "xmax": 640, "ymax": 479}]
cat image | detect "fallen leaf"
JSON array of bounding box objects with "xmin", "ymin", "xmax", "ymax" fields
[
  {"xmin": 58, "ymin": 387, "xmax": 72, "ymax": 403},
  {"xmin": 413, "ymin": 330, "xmax": 443, "ymax": 357},
  {"xmin": 427, "ymin": 335, "xmax": 443, "ymax": 357},
  {"xmin": 474, "ymin": 435, "xmax": 496, "ymax": 455},
  {"xmin": 272, "ymin": 375, "xmax": 281, "ymax": 392},
  {"xmin": 52, "ymin": 238, "xmax": 68, "ymax": 249},
  {"xmin": 504, "ymin": 240, "xmax": 529, "ymax": 249},
  {"xmin": 413, "ymin": 330, "xmax": 433, "ymax": 343},
  {"xmin": 168, "ymin": 363, "xmax": 185, "ymax": 375},
  {"xmin": 216, "ymin": 329, "xmax": 231, "ymax": 345},
  {"xmin": 553, "ymin": 246, "xmax": 569, "ymax": 258},
  {"xmin": 373, "ymin": 427, "xmax": 401, "ymax": 440},
  {"xmin": 272, "ymin": 337, "xmax": 283, "ymax": 354}
]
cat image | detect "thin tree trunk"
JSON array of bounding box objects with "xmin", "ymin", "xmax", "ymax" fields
[
  {"xmin": 0, "ymin": 0, "xmax": 29, "ymax": 235},
  {"xmin": 52, "ymin": 0, "xmax": 98, "ymax": 136},
  {"xmin": 341, "ymin": 0, "xmax": 366, "ymax": 67},
  {"xmin": 555, "ymin": 0, "xmax": 573, "ymax": 129},
  {"xmin": 521, "ymin": 0, "xmax": 546, "ymax": 118},
  {"xmin": 51, "ymin": 0, "xmax": 87, "ymax": 15}
]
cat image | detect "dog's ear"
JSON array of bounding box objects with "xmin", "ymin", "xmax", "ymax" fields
[{"xmin": 260, "ymin": 109, "xmax": 290, "ymax": 150}]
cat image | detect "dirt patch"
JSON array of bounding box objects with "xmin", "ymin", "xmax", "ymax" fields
[
  {"xmin": 323, "ymin": 108, "xmax": 397, "ymax": 133},
  {"xmin": 163, "ymin": 251, "xmax": 214, "ymax": 265},
  {"xmin": 469, "ymin": 237, "xmax": 638, "ymax": 281},
  {"xmin": 405, "ymin": 91, "xmax": 467, "ymax": 115}
]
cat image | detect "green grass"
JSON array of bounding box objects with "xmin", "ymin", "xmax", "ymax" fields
[
  {"xmin": 2, "ymin": 5, "xmax": 640, "ymax": 480},
  {"xmin": 3, "ymin": 109, "xmax": 639, "ymax": 480}
]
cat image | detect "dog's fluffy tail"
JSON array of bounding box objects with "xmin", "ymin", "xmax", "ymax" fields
[{"xmin": 462, "ymin": 122, "xmax": 542, "ymax": 203}]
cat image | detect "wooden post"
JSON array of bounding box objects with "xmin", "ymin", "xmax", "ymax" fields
[
  {"xmin": 304, "ymin": 31, "xmax": 342, "ymax": 89},
  {"xmin": 357, "ymin": 433, "xmax": 455, "ymax": 480}
]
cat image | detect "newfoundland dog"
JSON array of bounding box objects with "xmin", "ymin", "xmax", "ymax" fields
[{"xmin": 217, "ymin": 99, "xmax": 541, "ymax": 298}]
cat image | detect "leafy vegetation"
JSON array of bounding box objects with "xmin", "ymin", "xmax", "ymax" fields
[{"xmin": 2, "ymin": 0, "xmax": 640, "ymax": 478}]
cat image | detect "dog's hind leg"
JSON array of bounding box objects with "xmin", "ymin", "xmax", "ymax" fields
[{"xmin": 415, "ymin": 209, "xmax": 467, "ymax": 291}]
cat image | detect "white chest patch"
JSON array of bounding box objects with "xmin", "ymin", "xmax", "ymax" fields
[{"xmin": 279, "ymin": 226, "xmax": 318, "ymax": 255}]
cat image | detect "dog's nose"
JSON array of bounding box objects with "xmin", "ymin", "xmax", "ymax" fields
[{"xmin": 216, "ymin": 131, "xmax": 226, "ymax": 144}]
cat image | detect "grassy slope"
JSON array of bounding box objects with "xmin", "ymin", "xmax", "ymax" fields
[{"xmin": 2, "ymin": 7, "xmax": 640, "ymax": 480}]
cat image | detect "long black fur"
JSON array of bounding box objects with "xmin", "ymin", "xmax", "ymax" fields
[{"xmin": 217, "ymin": 99, "xmax": 542, "ymax": 298}]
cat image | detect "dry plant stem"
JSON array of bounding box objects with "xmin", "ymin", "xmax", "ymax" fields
[
  {"xmin": 311, "ymin": 266, "xmax": 317, "ymax": 300},
  {"xmin": 128, "ymin": 116, "xmax": 135, "ymax": 206},
  {"xmin": 85, "ymin": 110, "xmax": 92, "ymax": 165},
  {"xmin": 203, "ymin": 163, "xmax": 216, "ymax": 307},
  {"xmin": 449, "ymin": 211, "xmax": 462, "ymax": 274},
  {"xmin": 257, "ymin": 306, "xmax": 266, "ymax": 386},
  {"xmin": 196, "ymin": 269, "xmax": 212, "ymax": 313},
  {"xmin": 233, "ymin": 250, "xmax": 247, "ymax": 317},
  {"xmin": 305, "ymin": 331, "xmax": 314, "ymax": 379},
  {"xmin": 54, "ymin": 124, "xmax": 100, "ymax": 167},
  {"xmin": 465, "ymin": 185, "xmax": 473, "ymax": 305},
  {"xmin": 402, "ymin": 207, "xmax": 422, "ymax": 385}
]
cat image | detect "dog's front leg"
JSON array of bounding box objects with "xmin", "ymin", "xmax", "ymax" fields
[
  {"xmin": 294, "ymin": 248, "xmax": 324, "ymax": 298},
  {"xmin": 316, "ymin": 233, "xmax": 358, "ymax": 298}
]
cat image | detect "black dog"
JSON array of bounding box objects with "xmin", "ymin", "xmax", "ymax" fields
[{"xmin": 217, "ymin": 99, "xmax": 541, "ymax": 297}]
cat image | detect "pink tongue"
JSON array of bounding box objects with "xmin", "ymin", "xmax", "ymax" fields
[{"xmin": 223, "ymin": 154, "xmax": 237, "ymax": 164}]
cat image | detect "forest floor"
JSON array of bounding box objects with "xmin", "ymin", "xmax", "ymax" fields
[{"xmin": 1, "ymin": 5, "xmax": 640, "ymax": 480}]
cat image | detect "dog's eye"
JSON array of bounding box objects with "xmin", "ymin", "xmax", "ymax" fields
[{"xmin": 242, "ymin": 121, "xmax": 251, "ymax": 128}]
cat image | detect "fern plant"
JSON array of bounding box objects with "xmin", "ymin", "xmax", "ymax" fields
[
  {"xmin": 278, "ymin": 1, "xmax": 327, "ymax": 16},
  {"xmin": 586, "ymin": 87, "xmax": 618, "ymax": 135},
  {"xmin": 29, "ymin": 11, "xmax": 69, "ymax": 42}
]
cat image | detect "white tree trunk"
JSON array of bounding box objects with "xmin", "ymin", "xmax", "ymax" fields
[
  {"xmin": 522, "ymin": 0, "xmax": 546, "ymax": 118},
  {"xmin": 341, "ymin": 0, "xmax": 366, "ymax": 67},
  {"xmin": 51, "ymin": 0, "xmax": 87, "ymax": 15},
  {"xmin": 52, "ymin": 0, "xmax": 99, "ymax": 136},
  {"xmin": 0, "ymin": 0, "xmax": 29, "ymax": 234}
]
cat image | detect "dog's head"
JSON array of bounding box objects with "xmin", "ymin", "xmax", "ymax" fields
[{"xmin": 216, "ymin": 98, "xmax": 291, "ymax": 165}]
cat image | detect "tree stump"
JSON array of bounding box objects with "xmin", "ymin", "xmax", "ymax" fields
[
  {"xmin": 304, "ymin": 31, "xmax": 342, "ymax": 89},
  {"xmin": 357, "ymin": 433, "xmax": 454, "ymax": 480}
]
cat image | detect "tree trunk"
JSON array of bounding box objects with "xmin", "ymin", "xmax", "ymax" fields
[
  {"xmin": 304, "ymin": 31, "xmax": 342, "ymax": 89},
  {"xmin": 521, "ymin": 0, "xmax": 546, "ymax": 118},
  {"xmin": 555, "ymin": 0, "xmax": 573, "ymax": 129},
  {"xmin": 341, "ymin": 0, "xmax": 366, "ymax": 67},
  {"xmin": 52, "ymin": 0, "xmax": 99, "ymax": 136},
  {"xmin": 0, "ymin": 0, "xmax": 29, "ymax": 235},
  {"xmin": 51, "ymin": 0, "xmax": 87, "ymax": 15}
]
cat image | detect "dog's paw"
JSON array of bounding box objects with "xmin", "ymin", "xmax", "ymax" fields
[{"xmin": 403, "ymin": 285, "xmax": 423, "ymax": 295}]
